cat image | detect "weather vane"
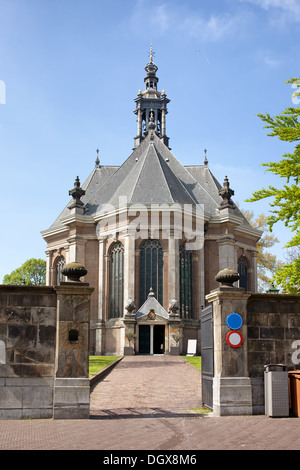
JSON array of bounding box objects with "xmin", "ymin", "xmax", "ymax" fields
[{"xmin": 149, "ymin": 44, "xmax": 155, "ymax": 62}]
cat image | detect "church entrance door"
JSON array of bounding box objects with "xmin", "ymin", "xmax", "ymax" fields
[
  {"xmin": 153, "ymin": 325, "xmax": 165, "ymax": 354},
  {"xmin": 138, "ymin": 324, "xmax": 165, "ymax": 354},
  {"xmin": 139, "ymin": 325, "xmax": 150, "ymax": 354}
]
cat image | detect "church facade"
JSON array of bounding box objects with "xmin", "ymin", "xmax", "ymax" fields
[{"xmin": 41, "ymin": 50, "xmax": 261, "ymax": 356}]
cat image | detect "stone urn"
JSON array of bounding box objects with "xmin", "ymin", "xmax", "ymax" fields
[
  {"xmin": 215, "ymin": 268, "xmax": 240, "ymax": 287},
  {"xmin": 61, "ymin": 262, "xmax": 87, "ymax": 283}
]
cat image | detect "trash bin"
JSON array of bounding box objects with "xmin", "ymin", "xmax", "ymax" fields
[
  {"xmin": 264, "ymin": 364, "xmax": 289, "ymax": 417},
  {"xmin": 288, "ymin": 371, "xmax": 300, "ymax": 417}
]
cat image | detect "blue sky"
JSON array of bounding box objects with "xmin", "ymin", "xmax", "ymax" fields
[{"xmin": 0, "ymin": 0, "xmax": 299, "ymax": 282}]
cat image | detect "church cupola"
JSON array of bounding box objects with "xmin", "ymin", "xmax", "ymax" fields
[{"xmin": 134, "ymin": 46, "xmax": 170, "ymax": 149}]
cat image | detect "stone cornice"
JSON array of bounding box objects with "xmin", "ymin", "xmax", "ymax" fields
[
  {"xmin": 208, "ymin": 211, "xmax": 262, "ymax": 240},
  {"xmin": 41, "ymin": 225, "xmax": 70, "ymax": 240},
  {"xmin": 41, "ymin": 213, "xmax": 95, "ymax": 240}
]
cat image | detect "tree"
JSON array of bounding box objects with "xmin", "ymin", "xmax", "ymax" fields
[
  {"xmin": 246, "ymin": 78, "xmax": 300, "ymax": 292},
  {"xmin": 273, "ymin": 246, "xmax": 300, "ymax": 294},
  {"xmin": 241, "ymin": 208, "xmax": 282, "ymax": 292},
  {"xmin": 2, "ymin": 258, "xmax": 46, "ymax": 286}
]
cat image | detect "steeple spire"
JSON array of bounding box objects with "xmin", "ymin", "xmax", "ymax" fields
[{"xmin": 133, "ymin": 46, "xmax": 170, "ymax": 149}]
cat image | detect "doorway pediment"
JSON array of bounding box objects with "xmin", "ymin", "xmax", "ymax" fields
[{"xmin": 135, "ymin": 292, "xmax": 169, "ymax": 322}]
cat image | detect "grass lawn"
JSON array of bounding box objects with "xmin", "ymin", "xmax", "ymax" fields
[
  {"xmin": 89, "ymin": 356, "xmax": 120, "ymax": 376},
  {"xmin": 183, "ymin": 356, "xmax": 201, "ymax": 370}
]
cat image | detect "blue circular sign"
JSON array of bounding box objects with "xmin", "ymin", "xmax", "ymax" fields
[{"xmin": 226, "ymin": 313, "xmax": 243, "ymax": 330}]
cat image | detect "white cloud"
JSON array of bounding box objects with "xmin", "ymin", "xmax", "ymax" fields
[
  {"xmin": 240, "ymin": 0, "xmax": 300, "ymax": 22},
  {"xmin": 129, "ymin": 1, "xmax": 245, "ymax": 41},
  {"xmin": 180, "ymin": 13, "xmax": 238, "ymax": 41},
  {"xmin": 263, "ymin": 54, "xmax": 282, "ymax": 67},
  {"xmin": 129, "ymin": 0, "xmax": 170, "ymax": 35},
  {"xmin": 153, "ymin": 4, "xmax": 169, "ymax": 32}
]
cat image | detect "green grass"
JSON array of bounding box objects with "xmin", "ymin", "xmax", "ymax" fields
[
  {"xmin": 183, "ymin": 356, "xmax": 202, "ymax": 370},
  {"xmin": 89, "ymin": 356, "xmax": 120, "ymax": 376}
]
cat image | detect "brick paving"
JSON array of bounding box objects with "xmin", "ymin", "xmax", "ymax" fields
[
  {"xmin": 0, "ymin": 355, "xmax": 300, "ymax": 451},
  {"xmin": 90, "ymin": 355, "xmax": 202, "ymax": 416}
]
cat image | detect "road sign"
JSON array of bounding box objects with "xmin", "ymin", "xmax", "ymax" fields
[
  {"xmin": 226, "ymin": 313, "xmax": 243, "ymax": 330},
  {"xmin": 226, "ymin": 330, "xmax": 243, "ymax": 348}
]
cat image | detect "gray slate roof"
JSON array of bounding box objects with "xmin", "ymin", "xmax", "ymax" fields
[
  {"xmin": 48, "ymin": 132, "xmax": 250, "ymax": 229},
  {"xmin": 135, "ymin": 291, "xmax": 169, "ymax": 320}
]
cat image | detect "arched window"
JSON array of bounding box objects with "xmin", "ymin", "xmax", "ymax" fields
[
  {"xmin": 55, "ymin": 256, "xmax": 65, "ymax": 285},
  {"xmin": 140, "ymin": 240, "xmax": 163, "ymax": 305},
  {"xmin": 109, "ymin": 242, "xmax": 124, "ymax": 318},
  {"xmin": 179, "ymin": 244, "xmax": 193, "ymax": 319},
  {"xmin": 238, "ymin": 257, "xmax": 249, "ymax": 290}
]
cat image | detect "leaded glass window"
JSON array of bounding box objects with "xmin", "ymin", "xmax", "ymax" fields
[
  {"xmin": 110, "ymin": 242, "xmax": 124, "ymax": 318},
  {"xmin": 55, "ymin": 256, "xmax": 65, "ymax": 285},
  {"xmin": 238, "ymin": 256, "xmax": 249, "ymax": 290},
  {"xmin": 179, "ymin": 245, "xmax": 193, "ymax": 319},
  {"xmin": 139, "ymin": 240, "xmax": 163, "ymax": 305}
]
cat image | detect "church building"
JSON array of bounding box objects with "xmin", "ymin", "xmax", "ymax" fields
[{"xmin": 41, "ymin": 48, "xmax": 261, "ymax": 356}]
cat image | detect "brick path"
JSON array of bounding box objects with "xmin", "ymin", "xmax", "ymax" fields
[
  {"xmin": 0, "ymin": 356, "xmax": 300, "ymax": 451},
  {"xmin": 90, "ymin": 355, "xmax": 202, "ymax": 417}
]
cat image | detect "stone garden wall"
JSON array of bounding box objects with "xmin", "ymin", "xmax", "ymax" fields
[
  {"xmin": 206, "ymin": 286, "xmax": 300, "ymax": 416},
  {"xmin": 247, "ymin": 293, "xmax": 300, "ymax": 414},
  {"xmin": 0, "ymin": 281, "xmax": 93, "ymax": 419}
]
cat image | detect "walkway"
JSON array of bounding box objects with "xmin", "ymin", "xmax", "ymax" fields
[
  {"xmin": 0, "ymin": 356, "xmax": 300, "ymax": 451},
  {"xmin": 90, "ymin": 355, "xmax": 202, "ymax": 418}
]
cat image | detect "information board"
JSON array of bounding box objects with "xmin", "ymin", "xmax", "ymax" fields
[{"xmin": 186, "ymin": 339, "xmax": 197, "ymax": 356}]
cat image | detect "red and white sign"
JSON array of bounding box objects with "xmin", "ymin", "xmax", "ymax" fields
[{"xmin": 226, "ymin": 330, "xmax": 243, "ymax": 348}]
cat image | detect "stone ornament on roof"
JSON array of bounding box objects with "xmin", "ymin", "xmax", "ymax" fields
[
  {"xmin": 219, "ymin": 175, "xmax": 235, "ymax": 209},
  {"xmin": 95, "ymin": 148, "xmax": 100, "ymax": 168},
  {"xmin": 68, "ymin": 176, "xmax": 86, "ymax": 209},
  {"xmin": 204, "ymin": 149, "xmax": 208, "ymax": 165}
]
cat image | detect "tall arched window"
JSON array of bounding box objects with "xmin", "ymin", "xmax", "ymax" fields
[
  {"xmin": 139, "ymin": 240, "xmax": 163, "ymax": 305},
  {"xmin": 179, "ymin": 244, "xmax": 193, "ymax": 319},
  {"xmin": 238, "ymin": 257, "xmax": 249, "ymax": 290},
  {"xmin": 109, "ymin": 242, "xmax": 124, "ymax": 318},
  {"xmin": 55, "ymin": 256, "xmax": 65, "ymax": 285}
]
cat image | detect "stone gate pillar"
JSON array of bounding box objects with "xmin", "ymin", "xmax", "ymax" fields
[
  {"xmin": 53, "ymin": 263, "xmax": 94, "ymax": 419},
  {"xmin": 206, "ymin": 269, "xmax": 252, "ymax": 416}
]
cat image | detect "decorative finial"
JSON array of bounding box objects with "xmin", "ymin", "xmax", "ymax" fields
[
  {"xmin": 148, "ymin": 287, "xmax": 155, "ymax": 297},
  {"xmin": 149, "ymin": 44, "xmax": 154, "ymax": 62},
  {"xmin": 145, "ymin": 45, "xmax": 158, "ymax": 75},
  {"xmin": 148, "ymin": 109, "xmax": 156, "ymax": 132},
  {"xmin": 204, "ymin": 148, "xmax": 208, "ymax": 165},
  {"xmin": 219, "ymin": 175, "xmax": 235, "ymax": 209},
  {"xmin": 215, "ymin": 268, "xmax": 240, "ymax": 288},
  {"xmin": 69, "ymin": 176, "xmax": 85, "ymax": 207},
  {"xmin": 95, "ymin": 148, "xmax": 100, "ymax": 168},
  {"xmin": 61, "ymin": 262, "xmax": 88, "ymax": 284}
]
